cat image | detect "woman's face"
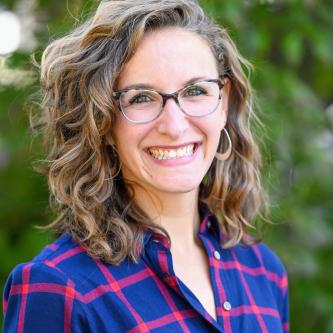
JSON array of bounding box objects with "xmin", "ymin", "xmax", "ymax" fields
[{"xmin": 112, "ymin": 28, "xmax": 229, "ymax": 197}]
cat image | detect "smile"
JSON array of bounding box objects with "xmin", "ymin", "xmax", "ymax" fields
[{"xmin": 147, "ymin": 143, "xmax": 197, "ymax": 160}]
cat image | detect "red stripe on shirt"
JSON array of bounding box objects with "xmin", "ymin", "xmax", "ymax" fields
[
  {"xmin": 17, "ymin": 263, "xmax": 33, "ymax": 333},
  {"xmin": 231, "ymin": 249, "xmax": 269, "ymax": 333}
]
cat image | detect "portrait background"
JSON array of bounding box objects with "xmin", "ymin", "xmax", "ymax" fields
[{"xmin": 0, "ymin": 0, "xmax": 332, "ymax": 331}]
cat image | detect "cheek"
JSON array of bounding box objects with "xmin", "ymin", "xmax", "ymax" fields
[
  {"xmin": 113, "ymin": 120, "xmax": 150, "ymax": 159},
  {"xmin": 205, "ymin": 109, "xmax": 227, "ymax": 137},
  {"xmin": 200, "ymin": 111, "xmax": 227, "ymax": 155},
  {"xmin": 113, "ymin": 122, "xmax": 134, "ymax": 161}
]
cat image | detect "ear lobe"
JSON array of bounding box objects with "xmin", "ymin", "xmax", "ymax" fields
[{"xmin": 219, "ymin": 113, "xmax": 227, "ymax": 132}]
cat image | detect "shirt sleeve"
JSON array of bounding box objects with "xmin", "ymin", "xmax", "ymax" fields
[
  {"xmin": 257, "ymin": 243, "xmax": 290, "ymax": 333},
  {"xmin": 3, "ymin": 261, "xmax": 87, "ymax": 333},
  {"xmin": 271, "ymin": 254, "xmax": 289, "ymax": 333},
  {"xmin": 281, "ymin": 273, "xmax": 289, "ymax": 333}
]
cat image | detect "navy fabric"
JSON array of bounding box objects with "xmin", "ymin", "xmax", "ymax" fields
[{"xmin": 3, "ymin": 208, "xmax": 289, "ymax": 332}]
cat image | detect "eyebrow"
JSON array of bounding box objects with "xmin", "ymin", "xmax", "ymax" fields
[{"xmin": 118, "ymin": 76, "xmax": 210, "ymax": 92}]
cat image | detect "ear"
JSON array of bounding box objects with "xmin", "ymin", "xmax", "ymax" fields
[
  {"xmin": 105, "ymin": 132, "xmax": 116, "ymax": 146},
  {"xmin": 221, "ymin": 76, "xmax": 231, "ymax": 114},
  {"xmin": 217, "ymin": 76, "xmax": 230, "ymax": 131}
]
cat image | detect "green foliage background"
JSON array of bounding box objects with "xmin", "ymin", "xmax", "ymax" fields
[{"xmin": 1, "ymin": 0, "xmax": 332, "ymax": 331}]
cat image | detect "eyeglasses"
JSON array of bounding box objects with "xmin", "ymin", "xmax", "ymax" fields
[{"xmin": 112, "ymin": 78, "xmax": 224, "ymax": 124}]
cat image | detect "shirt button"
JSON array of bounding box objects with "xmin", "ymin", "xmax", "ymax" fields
[
  {"xmin": 213, "ymin": 250, "xmax": 221, "ymax": 260},
  {"xmin": 207, "ymin": 221, "xmax": 211, "ymax": 228},
  {"xmin": 223, "ymin": 301, "xmax": 232, "ymax": 311}
]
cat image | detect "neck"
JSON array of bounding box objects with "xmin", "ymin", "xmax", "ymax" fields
[{"xmin": 134, "ymin": 187, "xmax": 201, "ymax": 250}]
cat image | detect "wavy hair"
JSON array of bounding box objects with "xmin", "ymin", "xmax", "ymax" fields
[{"xmin": 33, "ymin": 0, "xmax": 266, "ymax": 264}]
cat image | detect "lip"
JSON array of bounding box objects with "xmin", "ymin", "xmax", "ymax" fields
[
  {"xmin": 145, "ymin": 141, "xmax": 200, "ymax": 151},
  {"xmin": 144, "ymin": 142, "xmax": 202, "ymax": 166}
]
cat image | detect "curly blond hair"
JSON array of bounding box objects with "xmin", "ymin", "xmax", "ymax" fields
[{"xmin": 33, "ymin": 0, "xmax": 266, "ymax": 264}]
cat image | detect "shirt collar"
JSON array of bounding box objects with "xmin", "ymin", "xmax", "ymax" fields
[{"xmin": 198, "ymin": 202, "xmax": 223, "ymax": 244}]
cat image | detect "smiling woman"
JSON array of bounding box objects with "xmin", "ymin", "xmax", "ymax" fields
[
  {"xmin": 3, "ymin": 0, "xmax": 289, "ymax": 332},
  {"xmin": 112, "ymin": 28, "xmax": 227, "ymax": 197}
]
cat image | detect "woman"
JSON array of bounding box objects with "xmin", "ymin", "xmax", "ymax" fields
[{"xmin": 3, "ymin": 0, "xmax": 289, "ymax": 332}]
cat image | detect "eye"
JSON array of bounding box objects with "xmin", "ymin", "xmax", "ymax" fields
[
  {"xmin": 183, "ymin": 85, "xmax": 207, "ymax": 97},
  {"xmin": 129, "ymin": 93, "xmax": 152, "ymax": 104}
]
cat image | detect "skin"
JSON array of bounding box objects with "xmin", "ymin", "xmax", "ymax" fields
[{"xmin": 112, "ymin": 27, "xmax": 230, "ymax": 320}]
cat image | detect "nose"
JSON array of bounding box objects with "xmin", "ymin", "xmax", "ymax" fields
[{"xmin": 156, "ymin": 97, "xmax": 189, "ymax": 138}]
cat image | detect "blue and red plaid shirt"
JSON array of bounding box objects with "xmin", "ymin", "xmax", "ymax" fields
[{"xmin": 3, "ymin": 207, "xmax": 289, "ymax": 332}]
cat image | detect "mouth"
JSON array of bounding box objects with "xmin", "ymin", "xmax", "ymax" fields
[{"xmin": 146, "ymin": 143, "xmax": 199, "ymax": 160}]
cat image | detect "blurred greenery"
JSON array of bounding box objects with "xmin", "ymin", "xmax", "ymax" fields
[{"xmin": 1, "ymin": 0, "xmax": 332, "ymax": 331}]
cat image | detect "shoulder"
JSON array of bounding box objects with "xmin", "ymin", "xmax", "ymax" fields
[
  {"xmin": 3, "ymin": 234, "xmax": 137, "ymax": 332},
  {"xmin": 3, "ymin": 234, "xmax": 90, "ymax": 311},
  {"xmin": 2, "ymin": 234, "xmax": 91, "ymax": 332},
  {"xmin": 233, "ymin": 241, "xmax": 287, "ymax": 275},
  {"xmin": 3, "ymin": 234, "xmax": 148, "ymax": 332},
  {"xmin": 225, "ymin": 241, "xmax": 289, "ymax": 325},
  {"xmin": 227, "ymin": 241, "xmax": 288, "ymax": 296},
  {"xmin": 4, "ymin": 233, "xmax": 115, "ymax": 294},
  {"xmin": 4, "ymin": 233, "xmax": 145, "ymax": 304},
  {"xmin": 254, "ymin": 242, "xmax": 287, "ymax": 278},
  {"xmin": 3, "ymin": 234, "xmax": 96, "ymax": 317}
]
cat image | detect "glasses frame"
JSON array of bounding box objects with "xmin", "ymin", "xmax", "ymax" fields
[{"xmin": 112, "ymin": 78, "xmax": 225, "ymax": 124}]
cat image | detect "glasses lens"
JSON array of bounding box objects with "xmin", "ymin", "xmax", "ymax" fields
[
  {"xmin": 119, "ymin": 89, "xmax": 161, "ymax": 123},
  {"xmin": 179, "ymin": 81, "xmax": 220, "ymax": 117}
]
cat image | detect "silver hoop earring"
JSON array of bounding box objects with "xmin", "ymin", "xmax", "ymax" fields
[{"xmin": 215, "ymin": 128, "xmax": 232, "ymax": 161}]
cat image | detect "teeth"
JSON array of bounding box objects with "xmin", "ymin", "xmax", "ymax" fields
[{"xmin": 149, "ymin": 144, "xmax": 195, "ymax": 160}]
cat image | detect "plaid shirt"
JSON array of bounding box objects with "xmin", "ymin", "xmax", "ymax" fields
[{"xmin": 3, "ymin": 207, "xmax": 289, "ymax": 333}]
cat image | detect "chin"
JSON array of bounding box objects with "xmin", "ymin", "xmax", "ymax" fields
[{"xmin": 151, "ymin": 179, "xmax": 201, "ymax": 194}]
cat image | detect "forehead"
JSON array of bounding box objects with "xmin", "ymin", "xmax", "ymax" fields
[{"xmin": 117, "ymin": 27, "xmax": 219, "ymax": 91}]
